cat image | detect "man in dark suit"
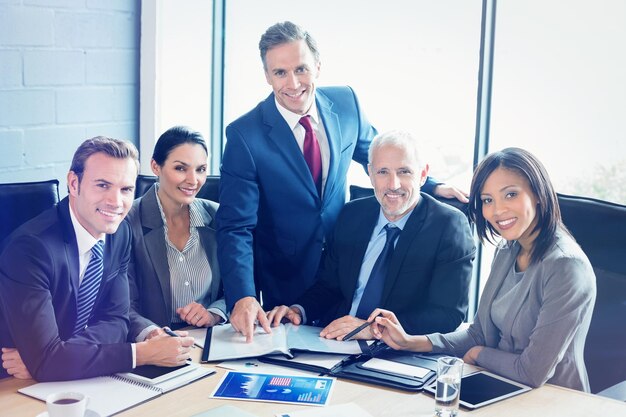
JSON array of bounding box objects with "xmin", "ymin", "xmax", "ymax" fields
[
  {"xmin": 267, "ymin": 130, "xmax": 476, "ymax": 339},
  {"xmin": 0, "ymin": 137, "xmax": 194, "ymax": 382},
  {"xmin": 217, "ymin": 21, "xmax": 468, "ymax": 341}
]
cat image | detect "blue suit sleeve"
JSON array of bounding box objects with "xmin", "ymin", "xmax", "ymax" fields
[
  {"xmin": 0, "ymin": 235, "xmax": 132, "ymax": 382},
  {"xmin": 216, "ymin": 125, "xmax": 260, "ymax": 311},
  {"xmin": 347, "ymin": 86, "xmax": 376, "ymax": 172},
  {"xmin": 421, "ymin": 177, "xmax": 440, "ymax": 195}
]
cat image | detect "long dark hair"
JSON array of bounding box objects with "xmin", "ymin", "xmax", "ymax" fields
[{"xmin": 468, "ymin": 147, "xmax": 565, "ymax": 264}]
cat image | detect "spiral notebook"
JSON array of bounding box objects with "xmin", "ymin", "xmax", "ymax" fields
[{"xmin": 19, "ymin": 364, "xmax": 215, "ymax": 416}]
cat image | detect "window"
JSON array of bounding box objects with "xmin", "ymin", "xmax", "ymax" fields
[
  {"xmin": 490, "ymin": 0, "xmax": 626, "ymax": 205},
  {"xmin": 142, "ymin": 0, "xmax": 624, "ymax": 315},
  {"xmin": 139, "ymin": 0, "xmax": 213, "ymax": 173},
  {"xmin": 223, "ymin": 0, "xmax": 482, "ymax": 190}
]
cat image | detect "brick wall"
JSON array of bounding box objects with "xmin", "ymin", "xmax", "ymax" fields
[{"xmin": 0, "ymin": 0, "xmax": 140, "ymax": 192}]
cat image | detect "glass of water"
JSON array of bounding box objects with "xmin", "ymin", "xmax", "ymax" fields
[{"xmin": 435, "ymin": 356, "xmax": 464, "ymax": 417}]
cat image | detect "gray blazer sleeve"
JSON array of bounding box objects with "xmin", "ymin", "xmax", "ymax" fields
[
  {"xmin": 474, "ymin": 254, "xmax": 595, "ymax": 387},
  {"xmin": 427, "ymin": 314, "xmax": 486, "ymax": 357}
]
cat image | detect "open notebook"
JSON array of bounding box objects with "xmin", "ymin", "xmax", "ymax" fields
[
  {"xmin": 201, "ymin": 324, "xmax": 365, "ymax": 362},
  {"xmin": 19, "ymin": 364, "xmax": 214, "ymax": 416}
]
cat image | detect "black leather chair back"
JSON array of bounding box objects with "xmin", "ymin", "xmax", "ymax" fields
[
  {"xmin": 558, "ymin": 193, "xmax": 626, "ymax": 393},
  {"xmin": 0, "ymin": 179, "xmax": 60, "ymax": 247},
  {"xmin": 197, "ymin": 175, "xmax": 220, "ymax": 202},
  {"xmin": 135, "ymin": 174, "xmax": 158, "ymax": 198},
  {"xmin": 135, "ymin": 174, "xmax": 220, "ymax": 203}
]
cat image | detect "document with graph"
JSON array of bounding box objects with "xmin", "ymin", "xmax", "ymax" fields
[{"xmin": 210, "ymin": 371, "xmax": 335, "ymax": 406}]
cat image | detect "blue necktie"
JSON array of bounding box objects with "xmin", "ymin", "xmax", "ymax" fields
[
  {"xmin": 74, "ymin": 240, "xmax": 104, "ymax": 334},
  {"xmin": 356, "ymin": 224, "xmax": 401, "ymax": 319}
]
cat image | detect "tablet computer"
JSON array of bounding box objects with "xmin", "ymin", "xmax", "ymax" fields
[
  {"xmin": 118, "ymin": 361, "xmax": 198, "ymax": 385},
  {"xmin": 424, "ymin": 370, "xmax": 531, "ymax": 409}
]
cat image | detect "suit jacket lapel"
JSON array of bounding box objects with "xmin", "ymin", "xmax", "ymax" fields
[
  {"xmin": 140, "ymin": 187, "xmax": 172, "ymax": 315},
  {"xmin": 262, "ymin": 94, "xmax": 318, "ymax": 198},
  {"xmin": 381, "ymin": 195, "xmax": 429, "ymax": 305},
  {"xmin": 346, "ymin": 198, "xmax": 380, "ymax": 299},
  {"xmin": 316, "ymin": 90, "xmax": 341, "ymax": 204},
  {"xmin": 60, "ymin": 198, "xmax": 116, "ymax": 313},
  {"xmin": 58, "ymin": 198, "xmax": 81, "ymax": 297}
]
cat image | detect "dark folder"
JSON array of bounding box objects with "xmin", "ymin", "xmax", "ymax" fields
[{"xmin": 259, "ymin": 344, "xmax": 441, "ymax": 392}]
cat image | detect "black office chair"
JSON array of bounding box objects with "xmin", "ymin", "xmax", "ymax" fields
[
  {"xmin": 135, "ymin": 174, "xmax": 158, "ymax": 198},
  {"xmin": 135, "ymin": 174, "xmax": 220, "ymax": 202},
  {"xmin": 197, "ymin": 175, "xmax": 220, "ymax": 202},
  {"xmin": 0, "ymin": 179, "xmax": 60, "ymax": 248},
  {"xmin": 349, "ymin": 185, "xmax": 469, "ymax": 217},
  {"xmin": 558, "ymin": 193, "xmax": 626, "ymax": 398}
]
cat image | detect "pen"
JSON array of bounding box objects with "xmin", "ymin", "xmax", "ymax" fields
[
  {"xmin": 163, "ymin": 326, "xmax": 197, "ymax": 348},
  {"xmin": 163, "ymin": 327, "xmax": 179, "ymax": 337},
  {"xmin": 343, "ymin": 314, "xmax": 382, "ymax": 341}
]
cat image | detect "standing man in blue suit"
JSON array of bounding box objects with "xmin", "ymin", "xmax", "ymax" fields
[
  {"xmin": 217, "ymin": 21, "xmax": 467, "ymax": 342},
  {"xmin": 0, "ymin": 137, "xmax": 194, "ymax": 381}
]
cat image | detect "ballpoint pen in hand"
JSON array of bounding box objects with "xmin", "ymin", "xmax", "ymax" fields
[
  {"xmin": 163, "ymin": 327, "xmax": 197, "ymax": 351},
  {"xmin": 163, "ymin": 327, "xmax": 179, "ymax": 337},
  {"xmin": 343, "ymin": 314, "xmax": 382, "ymax": 341}
]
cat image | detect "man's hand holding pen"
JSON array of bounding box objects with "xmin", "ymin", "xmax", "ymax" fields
[
  {"xmin": 263, "ymin": 307, "xmax": 385, "ymax": 342},
  {"xmin": 136, "ymin": 330, "xmax": 195, "ymax": 367},
  {"xmin": 320, "ymin": 315, "xmax": 377, "ymax": 341}
]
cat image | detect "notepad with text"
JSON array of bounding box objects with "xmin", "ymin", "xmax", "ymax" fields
[
  {"xmin": 202, "ymin": 324, "xmax": 364, "ymax": 362},
  {"xmin": 18, "ymin": 364, "xmax": 215, "ymax": 416}
]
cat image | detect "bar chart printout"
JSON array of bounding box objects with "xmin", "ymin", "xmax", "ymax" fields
[{"xmin": 210, "ymin": 371, "xmax": 334, "ymax": 406}]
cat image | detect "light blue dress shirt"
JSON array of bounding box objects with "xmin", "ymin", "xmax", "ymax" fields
[
  {"xmin": 348, "ymin": 208, "xmax": 412, "ymax": 316},
  {"xmin": 294, "ymin": 207, "xmax": 414, "ymax": 324}
]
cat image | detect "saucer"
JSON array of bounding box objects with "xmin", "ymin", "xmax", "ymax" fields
[{"xmin": 36, "ymin": 409, "xmax": 101, "ymax": 417}]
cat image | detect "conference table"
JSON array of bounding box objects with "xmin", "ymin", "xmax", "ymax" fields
[{"xmin": 1, "ymin": 353, "xmax": 625, "ymax": 417}]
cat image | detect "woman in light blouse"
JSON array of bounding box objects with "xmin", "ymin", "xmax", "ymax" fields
[
  {"xmin": 125, "ymin": 126, "xmax": 226, "ymax": 341},
  {"xmin": 369, "ymin": 147, "xmax": 596, "ymax": 391}
]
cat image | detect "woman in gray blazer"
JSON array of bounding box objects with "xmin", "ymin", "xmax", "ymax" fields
[
  {"xmin": 368, "ymin": 148, "xmax": 596, "ymax": 391},
  {"xmin": 125, "ymin": 126, "xmax": 226, "ymax": 342}
]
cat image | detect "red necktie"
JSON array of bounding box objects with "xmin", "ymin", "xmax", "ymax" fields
[{"xmin": 299, "ymin": 116, "xmax": 322, "ymax": 195}]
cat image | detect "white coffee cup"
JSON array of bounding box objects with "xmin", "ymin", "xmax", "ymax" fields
[{"xmin": 46, "ymin": 391, "xmax": 89, "ymax": 417}]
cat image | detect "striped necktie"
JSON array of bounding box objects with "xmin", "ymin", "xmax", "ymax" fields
[{"xmin": 74, "ymin": 240, "xmax": 104, "ymax": 334}]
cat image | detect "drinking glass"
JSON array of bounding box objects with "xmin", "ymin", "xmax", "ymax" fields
[{"xmin": 435, "ymin": 356, "xmax": 463, "ymax": 417}]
